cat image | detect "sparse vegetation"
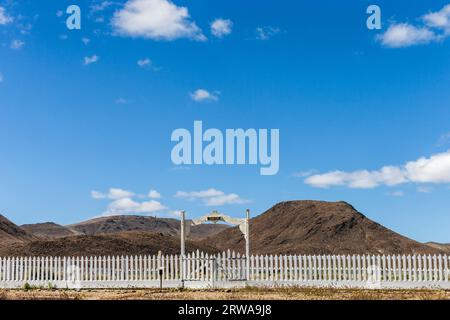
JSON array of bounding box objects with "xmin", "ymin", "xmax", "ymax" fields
[{"xmin": 0, "ymin": 287, "xmax": 449, "ymax": 300}]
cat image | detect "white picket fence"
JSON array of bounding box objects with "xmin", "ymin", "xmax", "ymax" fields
[{"xmin": 1, "ymin": 251, "xmax": 449, "ymax": 289}]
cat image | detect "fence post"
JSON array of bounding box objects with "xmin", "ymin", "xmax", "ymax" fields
[
  {"xmin": 444, "ymin": 255, "xmax": 448, "ymax": 282},
  {"xmin": 180, "ymin": 210, "xmax": 186, "ymax": 288},
  {"xmin": 245, "ymin": 209, "xmax": 250, "ymax": 281}
]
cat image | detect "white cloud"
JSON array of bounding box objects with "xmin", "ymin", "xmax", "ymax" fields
[
  {"xmin": 190, "ymin": 89, "xmax": 219, "ymax": 102},
  {"xmin": 103, "ymin": 198, "xmax": 167, "ymax": 216},
  {"xmin": 417, "ymin": 186, "xmax": 432, "ymax": 193},
  {"xmin": 91, "ymin": 190, "xmax": 106, "ymax": 199},
  {"xmin": 111, "ymin": 0, "xmax": 206, "ymax": 41},
  {"xmin": 256, "ymin": 26, "xmax": 280, "ymax": 40},
  {"xmin": 404, "ymin": 151, "xmax": 450, "ymax": 183},
  {"xmin": 83, "ymin": 55, "xmax": 99, "ymax": 65},
  {"xmin": 378, "ymin": 23, "xmax": 436, "ymax": 48},
  {"xmin": 423, "ymin": 4, "xmax": 450, "ymax": 31},
  {"xmin": 305, "ymin": 150, "xmax": 450, "ymax": 189},
  {"xmin": 10, "ymin": 39, "xmax": 25, "ymax": 50},
  {"xmin": 175, "ymin": 188, "xmax": 249, "ymax": 206},
  {"xmin": 292, "ymin": 170, "xmax": 318, "ymax": 178},
  {"xmin": 378, "ymin": 4, "xmax": 450, "ymax": 48},
  {"xmin": 137, "ymin": 58, "xmax": 151, "ymax": 67},
  {"xmin": 91, "ymin": 188, "xmax": 135, "ymax": 200},
  {"xmin": 92, "ymin": 187, "xmax": 167, "ymax": 216},
  {"xmin": 148, "ymin": 189, "xmax": 162, "ymax": 199},
  {"xmin": 175, "ymin": 188, "xmax": 224, "ymax": 199},
  {"xmin": 82, "ymin": 37, "xmax": 91, "ymax": 45},
  {"xmin": 211, "ymin": 18, "xmax": 232, "ymax": 38},
  {"xmin": 0, "ymin": 7, "xmax": 13, "ymax": 25},
  {"xmin": 387, "ymin": 191, "xmax": 405, "ymax": 197},
  {"xmin": 90, "ymin": 1, "xmax": 115, "ymax": 14}
]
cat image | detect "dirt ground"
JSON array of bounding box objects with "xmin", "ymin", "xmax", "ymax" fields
[{"xmin": 1, "ymin": 287, "xmax": 450, "ymax": 300}]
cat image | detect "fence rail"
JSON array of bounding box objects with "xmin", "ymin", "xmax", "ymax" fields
[{"xmin": 0, "ymin": 251, "xmax": 449, "ymax": 289}]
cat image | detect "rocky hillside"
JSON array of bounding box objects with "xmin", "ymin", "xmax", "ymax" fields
[
  {"xmin": 66, "ymin": 215, "xmax": 229, "ymax": 241},
  {"xmin": 203, "ymin": 201, "xmax": 443, "ymax": 255},
  {"xmin": 0, "ymin": 231, "xmax": 217, "ymax": 257},
  {"xmin": 21, "ymin": 222, "xmax": 81, "ymax": 238},
  {"xmin": 0, "ymin": 214, "xmax": 38, "ymax": 244}
]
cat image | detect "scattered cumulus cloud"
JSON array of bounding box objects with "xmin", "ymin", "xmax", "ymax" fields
[
  {"xmin": 111, "ymin": 0, "xmax": 206, "ymax": 41},
  {"xmin": 83, "ymin": 55, "xmax": 99, "ymax": 65},
  {"xmin": 10, "ymin": 39, "xmax": 24, "ymax": 50},
  {"xmin": 0, "ymin": 6, "xmax": 13, "ymax": 25},
  {"xmin": 423, "ymin": 4, "xmax": 450, "ymax": 31},
  {"xmin": 148, "ymin": 189, "xmax": 162, "ymax": 199},
  {"xmin": 378, "ymin": 24, "xmax": 436, "ymax": 48},
  {"xmin": 292, "ymin": 170, "xmax": 318, "ymax": 178},
  {"xmin": 92, "ymin": 187, "xmax": 167, "ymax": 216},
  {"xmin": 90, "ymin": 1, "xmax": 115, "ymax": 14},
  {"xmin": 190, "ymin": 89, "xmax": 219, "ymax": 102},
  {"xmin": 305, "ymin": 150, "xmax": 450, "ymax": 189},
  {"xmin": 175, "ymin": 188, "xmax": 249, "ymax": 206},
  {"xmin": 137, "ymin": 58, "xmax": 161, "ymax": 71},
  {"xmin": 256, "ymin": 26, "xmax": 280, "ymax": 40},
  {"xmin": 378, "ymin": 4, "xmax": 450, "ymax": 48},
  {"xmin": 137, "ymin": 58, "xmax": 152, "ymax": 68},
  {"xmin": 211, "ymin": 18, "xmax": 233, "ymax": 38},
  {"xmin": 91, "ymin": 188, "xmax": 135, "ymax": 200},
  {"xmin": 104, "ymin": 198, "xmax": 167, "ymax": 216}
]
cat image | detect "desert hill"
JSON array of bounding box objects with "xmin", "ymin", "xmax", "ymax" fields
[
  {"xmin": 67, "ymin": 215, "xmax": 229, "ymax": 241},
  {"xmin": 0, "ymin": 231, "xmax": 217, "ymax": 257},
  {"xmin": 21, "ymin": 222, "xmax": 80, "ymax": 238},
  {"xmin": 204, "ymin": 201, "xmax": 442, "ymax": 255},
  {"xmin": 425, "ymin": 242, "xmax": 450, "ymax": 254},
  {"xmin": 21, "ymin": 215, "xmax": 228, "ymax": 241},
  {"xmin": 0, "ymin": 214, "xmax": 37, "ymax": 244}
]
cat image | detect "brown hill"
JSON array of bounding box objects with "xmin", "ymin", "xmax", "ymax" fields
[
  {"xmin": 426, "ymin": 242, "xmax": 450, "ymax": 254},
  {"xmin": 203, "ymin": 201, "xmax": 443, "ymax": 255},
  {"xmin": 0, "ymin": 214, "xmax": 37, "ymax": 244},
  {"xmin": 21, "ymin": 222, "xmax": 80, "ymax": 238},
  {"xmin": 0, "ymin": 231, "xmax": 217, "ymax": 257},
  {"xmin": 66, "ymin": 215, "xmax": 228, "ymax": 241}
]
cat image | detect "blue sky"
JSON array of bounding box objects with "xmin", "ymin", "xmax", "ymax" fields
[{"xmin": 1, "ymin": 0, "xmax": 450, "ymax": 243}]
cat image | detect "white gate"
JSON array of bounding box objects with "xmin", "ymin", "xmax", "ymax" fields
[{"xmin": 181, "ymin": 250, "xmax": 248, "ymax": 288}]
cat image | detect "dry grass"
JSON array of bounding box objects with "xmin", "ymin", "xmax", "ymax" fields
[{"xmin": 0, "ymin": 287, "xmax": 449, "ymax": 300}]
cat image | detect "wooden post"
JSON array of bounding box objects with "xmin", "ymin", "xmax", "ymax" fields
[
  {"xmin": 245, "ymin": 209, "xmax": 250, "ymax": 281},
  {"xmin": 180, "ymin": 210, "xmax": 186, "ymax": 287}
]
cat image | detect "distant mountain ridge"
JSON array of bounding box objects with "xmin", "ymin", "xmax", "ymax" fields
[
  {"xmin": 21, "ymin": 222, "xmax": 81, "ymax": 238},
  {"xmin": 425, "ymin": 242, "xmax": 450, "ymax": 254}
]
